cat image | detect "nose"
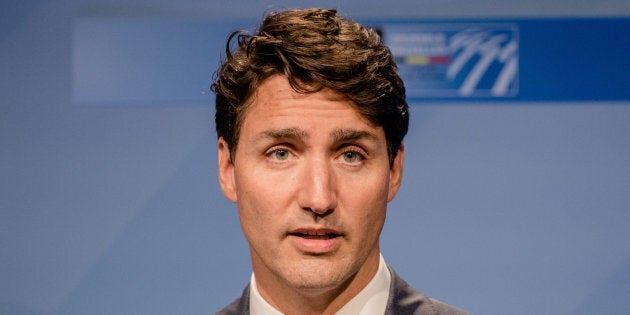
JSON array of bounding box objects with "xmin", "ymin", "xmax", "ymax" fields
[{"xmin": 297, "ymin": 157, "xmax": 337, "ymax": 216}]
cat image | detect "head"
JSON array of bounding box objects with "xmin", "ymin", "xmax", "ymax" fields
[
  {"xmin": 212, "ymin": 8, "xmax": 409, "ymax": 312},
  {"xmin": 212, "ymin": 8, "xmax": 408, "ymax": 166}
]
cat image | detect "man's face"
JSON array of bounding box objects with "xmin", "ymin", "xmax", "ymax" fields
[{"xmin": 218, "ymin": 75, "xmax": 404, "ymax": 297}]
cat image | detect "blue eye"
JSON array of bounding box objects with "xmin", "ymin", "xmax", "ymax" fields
[
  {"xmin": 342, "ymin": 151, "xmax": 362, "ymax": 163},
  {"xmin": 271, "ymin": 149, "xmax": 290, "ymax": 160}
]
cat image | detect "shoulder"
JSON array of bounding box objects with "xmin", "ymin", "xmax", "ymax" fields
[
  {"xmin": 386, "ymin": 268, "xmax": 469, "ymax": 315},
  {"xmin": 213, "ymin": 285, "xmax": 250, "ymax": 315}
]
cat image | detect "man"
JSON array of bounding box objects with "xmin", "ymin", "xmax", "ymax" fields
[{"xmin": 212, "ymin": 8, "xmax": 468, "ymax": 315}]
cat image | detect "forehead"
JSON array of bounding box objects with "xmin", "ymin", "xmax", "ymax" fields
[
  {"xmin": 241, "ymin": 75, "xmax": 372, "ymax": 130},
  {"xmin": 250, "ymin": 75, "xmax": 350, "ymax": 107}
]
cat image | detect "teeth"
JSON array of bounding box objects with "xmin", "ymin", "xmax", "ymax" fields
[
  {"xmin": 290, "ymin": 229, "xmax": 340, "ymax": 239},
  {"xmin": 293, "ymin": 232, "xmax": 337, "ymax": 238},
  {"xmin": 300, "ymin": 231, "xmax": 330, "ymax": 236}
]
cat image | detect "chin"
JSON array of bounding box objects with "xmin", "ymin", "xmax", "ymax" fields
[{"xmin": 282, "ymin": 260, "xmax": 355, "ymax": 291}]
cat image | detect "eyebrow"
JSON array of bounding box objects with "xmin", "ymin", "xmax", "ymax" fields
[
  {"xmin": 255, "ymin": 128, "xmax": 377, "ymax": 143},
  {"xmin": 331, "ymin": 129, "xmax": 378, "ymax": 143},
  {"xmin": 256, "ymin": 128, "xmax": 308, "ymax": 141}
]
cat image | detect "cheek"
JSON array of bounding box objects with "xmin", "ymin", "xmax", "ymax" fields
[
  {"xmin": 236, "ymin": 168, "xmax": 296, "ymax": 208},
  {"xmin": 237, "ymin": 192, "xmax": 276, "ymax": 249},
  {"xmin": 347, "ymin": 169, "xmax": 390, "ymax": 203},
  {"xmin": 234, "ymin": 168, "xmax": 296, "ymax": 233},
  {"xmin": 341, "ymin": 173, "xmax": 389, "ymax": 224}
]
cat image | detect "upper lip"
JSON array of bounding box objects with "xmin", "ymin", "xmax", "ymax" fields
[{"xmin": 288, "ymin": 227, "xmax": 343, "ymax": 238}]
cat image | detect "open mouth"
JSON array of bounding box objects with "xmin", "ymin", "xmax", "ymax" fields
[
  {"xmin": 288, "ymin": 228, "xmax": 343, "ymax": 253},
  {"xmin": 289, "ymin": 232, "xmax": 340, "ymax": 239},
  {"xmin": 289, "ymin": 228, "xmax": 342, "ymax": 240}
]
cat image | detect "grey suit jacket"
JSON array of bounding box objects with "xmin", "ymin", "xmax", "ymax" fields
[{"xmin": 214, "ymin": 268, "xmax": 468, "ymax": 315}]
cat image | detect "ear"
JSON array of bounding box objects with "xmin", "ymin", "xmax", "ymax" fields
[
  {"xmin": 217, "ymin": 137, "xmax": 237, "ymax": 203},
  {"xmin": 387, "ymin": 144, "xmax": 404, "ymax": 202}
]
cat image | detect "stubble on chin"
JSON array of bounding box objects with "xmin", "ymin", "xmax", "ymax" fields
[{"xmin": 274, "ymin": 255, "xmax": 360, "ymax": 293}]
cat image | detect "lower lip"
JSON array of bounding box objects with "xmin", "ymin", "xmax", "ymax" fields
[{"xmin": 289, "ymin": 235, "xmax": 341, "ymax": 254}]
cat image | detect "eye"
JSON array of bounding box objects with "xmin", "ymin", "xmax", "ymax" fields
[
  {"xmin": 268, "ymin": 148, "xmax": 291, "ymax": 161},
  {"xmin": 340, "ymin": 150, "xmax": 364, "ymax": 163}
]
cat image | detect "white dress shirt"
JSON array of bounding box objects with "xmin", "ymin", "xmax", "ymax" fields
[{"xmin": 249, "ymin": 254, "xmax": 391, "ymax": 315}]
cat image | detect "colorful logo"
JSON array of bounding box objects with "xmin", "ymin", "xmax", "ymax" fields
[{"xmin": 383, "ymin": 23, "xmax": 519, "ymax": 98}]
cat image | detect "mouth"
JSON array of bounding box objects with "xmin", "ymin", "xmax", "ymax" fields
[
  {"xmin": 288, "ymin": 227, "xmax": 343, "ymax": 254},
  {"xmin": 288, "ymin": 228, "xmax": 342, "ymax": 240}
]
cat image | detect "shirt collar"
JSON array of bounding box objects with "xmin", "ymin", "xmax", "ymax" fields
[
  {"xmin": 249, "ymin": 254, "xmax": 391, "ymax": 315},
  {"xmin": 249, "ymin": 273, "xmax": 283, "ymax": 315}
]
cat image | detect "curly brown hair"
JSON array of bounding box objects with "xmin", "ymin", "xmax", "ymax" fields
[{"xmin": 212, "ymin": 8, "xmax": 408, "ymax": 165}]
